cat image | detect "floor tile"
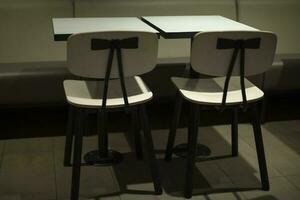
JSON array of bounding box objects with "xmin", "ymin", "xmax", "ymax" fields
[
  {"xmin": 1, "ymin": 119, "xmax": 300, "ymax": 199},
  {"xmin": 264, "ymin": 120, "xmax": 300, "ymax": 147},
  {"xmin": 54, "ymin": 132, "xmax": 133, "ymax": 155},
  {"xmin": 118, "ymin": 183, "xmax": 159, "ymax": 200},
  {"xmin": 152, "ymin": 129, "xmax": 169, "ymax": 150},
  {"xmin": 285, "ymin": 175, "xmax": 300, "ymax": 190},
  {"xmin": 228, "ymin": 175, "xmax": 263, "ymax": 190},
  {"xmin": 195, "ymin": 162, "xmax": 234, "ymax": 189},
  {"xmin": 0, "ymin": 141, "xmax": 5, "ymax": 167},
  {"xmin": 110, "ymin": 153, "xmax": 160, "ymax": 197},
  {"xmin": 109, "ymin": 132, "xmax": 135, "ymax": 153},
  {"xmin": 0, "ymin": 152, "xmax": 56, "ymax": 200},
  {"xmin": 159, "ymin": 157, "xmax": 235, "ymax": 198},
  {"xmin": 4, "ymin": 137, "xmax": 53, "ymax": 154},
  {"xmin": 54, "ymin": 150, "xmax": 118, "ymax": 200},
  {"xmin": 213, "ymin": 126, "xmax": 281, "ymax": 179},
  {"xmin": 157, "ymin": 189, "xmax": 184, "ymax": 200},
  {"xmin": 236, "ymin": 123, "xmax": 300, "ymax": 170},
  {"xmin": 53, "ymin": 135, "xmax": 98, "ymax": 153},
  {"xmin": 216, "ymin": 149, "xmax": 281, "ymax": 179},
  {"xmin": 207, "ymin": 192, "xmax": 247, "ymax": 200},
  {"xmin": 241, "ymin": 177, "xmax": 300, "ymax": 200},
  {"xmin": 0, "ymin": 195, "xmax": 22, "ymax": 200},
  {"xmin": 191, "ymin": 192, "xmax": 247, "ymax": 200},
  {"xmin": 53, "ymin": 136, "xmax": 67, "ymax": 151}
]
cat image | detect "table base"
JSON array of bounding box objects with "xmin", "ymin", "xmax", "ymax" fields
[
  {"xmin": 173, "ymin": 143, "xmax": 211, "ymax": 158},
  {"xmin": 84, "ymin": 150, "xmax": 123, "ymax": 166}
]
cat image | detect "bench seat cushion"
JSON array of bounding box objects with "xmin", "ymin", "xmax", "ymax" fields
[
  {"xmin": 264, "ymin": 54, "xmax": 300, "ymax": 93},
  {"xmin": 0, "ymin": 61, "xmax": 73, "ymax": 106}
]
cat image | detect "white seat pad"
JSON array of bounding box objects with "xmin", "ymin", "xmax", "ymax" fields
[
  {"xmin": 64, "ymin": 76, "xmax": 152, "ymax": 108},
  {"xmin": 172, "ymin": 76, "xmax": 264, "ymax": 105}
]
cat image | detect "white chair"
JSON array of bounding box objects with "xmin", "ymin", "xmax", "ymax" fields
[
  {"xmin": 164, "ymin": 31, "xmax": 277, "ymax": 198},
  {"xmin": 63, "ymin": 31, "xmax": 162, "ymax": 199}
]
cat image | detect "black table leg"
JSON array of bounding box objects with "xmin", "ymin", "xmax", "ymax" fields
[
  {"xmin": 84, "ymin": 109, "xmax": 122, "ymax": 166},
  {"xmin": 231, "ymin": 108, "xmax": 238, "ymax": 156},
  {"xmin": 132, "ymin": 108, "xmax": 143, "ymax": 160},
  {"xmin": 165, "ymin": 91, "xmax": 183, "ymax": 161},
  {"xmin": 184, "ymin": 104, "xmax": 200, "ymax": 199}
]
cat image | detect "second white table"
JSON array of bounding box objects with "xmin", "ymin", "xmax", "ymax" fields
[{"xmin": 141, "ymin": 15, "xmax": 258, "ymax": 38}]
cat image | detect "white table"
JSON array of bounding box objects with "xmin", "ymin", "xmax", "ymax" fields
[
  {"xmin": 52, "ymin": 17, "xmax": 158, "ymax": 41},
  {"xmin": 141, "ymin": 15, "xmax": 258, "ymax": 38}
]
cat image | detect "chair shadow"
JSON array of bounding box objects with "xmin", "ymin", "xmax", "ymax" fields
[
  {"xmin": 158, "ymin": 155, "xmax": 262, "ymax": 198},
  {"xmin": 263, "ymin": 121, "xmax": 300, "ymax": 156},
  {"xmin": 90, "ymin": 126, "xmax": 271, "ymax": 199},
  {"xmin": 89, "ymin": 151, "xmax": 266, "ymax": 199},
  {"xmin": 248, "ymin": 195, "xmax": 279, "ymax": 200}
]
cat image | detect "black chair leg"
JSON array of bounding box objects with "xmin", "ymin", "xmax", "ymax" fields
[
  {"xmin": 131, "ymin": 108, "xmax": 143, "ymax": 160},
  {"xmin": 260, "ymin": 97, "xmax": 267, "ymax": 124},
  {"xmin": 231, "ymin": 107, "xmax": 238, "ymax": 156},
  {"xmin": 250, "ymin": 103, "xmax": 270, "ymax": 191},
  {"xmin": 71, "ymin": 108, "xmax": 85, "ymax": 200},
  {"xmin": 64, "ymin": 106, "xmax": 75, "ymax": 167},
  {"xmin": 139, "ymin": 105, "xmax": 162, "ymax": 195},
  {"xmin": 165, "ymin": 92, "xmax": 183, "ymax": 161},
  {"xmin": 184, "ymin": 104, "xmax": 200, "ymax": 199}
]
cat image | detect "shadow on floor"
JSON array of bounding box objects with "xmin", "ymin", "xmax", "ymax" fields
[
  {"xmin": 248, "ymin": 195, "xmax": 279, "ymax": 200},
  {"xmin": 89, "ymin": 126, "xmax": 267, "ymax": 199}
]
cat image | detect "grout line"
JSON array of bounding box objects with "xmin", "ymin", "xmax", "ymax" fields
[
  {"xmin": 212, "ymin": 125, "xmax": 261, "ymax": 199},
  {"xmin": 215, "ymin": 162, "xmax": 250, "ymax": 199},
  {"xmin": 51, "ymin": 137, "xmax": 59, "ymax": 200},
  {"xmin": 237, "ymin": 125, "xmax": 298, "ymax": 179},
  {"xmin": 108, "ymin": 166, "xmax": 122, "ymax": 200},
  {"xmin": 235, "ymin": 0, "xmax": 240, "ymax": 22},
  {"xmin": 0, "ymin": 141, "xmax": 6, "ymax": 169},
  {"xmin": 284, "ymin": 175, "xmax": 300, "ymax": 191},
  {"xmin": 72, "ymin": 0, "xmax": 75, "ymax": 18}
]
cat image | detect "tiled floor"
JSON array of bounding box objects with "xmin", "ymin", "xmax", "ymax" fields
[{"xmin": 0, "ymin": 120, "xmax": 300, "ymax": 200}]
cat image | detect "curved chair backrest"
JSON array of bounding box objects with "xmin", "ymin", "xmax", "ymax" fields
[
  {"xmin": 67, "ymin": 31, "xmax": 158, "ymax": 79},
  {"xmin": 190, "ymin": 31, "xmax": 277, "ymax": 76}
]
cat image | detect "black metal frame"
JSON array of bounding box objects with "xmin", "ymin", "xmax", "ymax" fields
[
  {"xmin": 64, "ymin": 37, "xmax": 162, "ymax": 199},
  {"xmin": 217, "ymin": 37, "xmax": 261, "ymax": 111},
  {"xmin": 165, "ymin": 37, "xmax": 269, "ymax": 198}
]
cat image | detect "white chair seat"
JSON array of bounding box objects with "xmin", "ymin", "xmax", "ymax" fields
[
  {"xmin": 172, "ymin": 76, "xmax": 264, "ymax": 105},
  {"xmin": 64, "ymin": 76, "xmax": 152, "ymax": 108}
]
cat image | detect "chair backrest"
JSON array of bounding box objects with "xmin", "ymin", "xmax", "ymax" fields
[
  {"xmin": 190, "ymin": 31, "xmax": 277, "ymax": 76},
  {"xmin": 67, "ymin": 31, "xmax": 158, "ymax": 79}
]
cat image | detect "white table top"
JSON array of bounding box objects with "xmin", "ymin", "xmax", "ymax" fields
[
  {"xmin": 141, "ymin": 15, "xmax": 258, "ymax": 38},
  {"xmin": 52, "ymin": 17, "xmax": 158, "ymax": 41}
]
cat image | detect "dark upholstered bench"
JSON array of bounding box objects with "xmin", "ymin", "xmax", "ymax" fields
[
  {"xmin": 264, "ymin": 54, "xmax": 300, "ymax": 94},
  {"xmin": 0, "ymin": 61, "xmax": 74, "ymax": 107},
  {"xmin": 0, "ymin": 61, "xmax": 187, "ymax": 107},
  {"xmin": 0, "ymin": 55, "xmax": 299, "ymax": 108}
]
